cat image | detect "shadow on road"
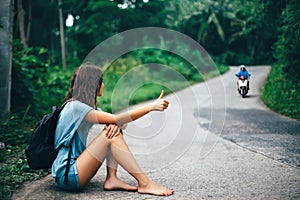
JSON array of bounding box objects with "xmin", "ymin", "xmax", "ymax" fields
[{"xmin": 243, "ymin": 94, "xmax": 260, "ymax": 98}]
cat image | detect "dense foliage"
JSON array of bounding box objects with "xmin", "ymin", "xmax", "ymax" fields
[
  {"xmin": 274, "ymin": 0, "xmax": 300, "ymax": 78},
  {"xmin": 262, "ymin": 64, "xmax": 300, "ymax": 119},
  {"xmin": 262, "ymin": 0, "xmax": 300, "ymax": 120},
  {"xmin": 12, "ymin": 0, "xmax": 286, "ymax": 67},
  {"xmin": 12, "ymin": 40, "xmax": 72, "ymax": 116}
]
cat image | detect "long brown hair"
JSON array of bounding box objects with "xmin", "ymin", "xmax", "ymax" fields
[{"xmin": 64, "ymin": 64, "xmax": 103, "ymax": 109}]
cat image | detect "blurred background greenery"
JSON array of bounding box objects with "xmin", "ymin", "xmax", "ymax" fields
[{"xmin": 0, "ymin": 0, "xmax": 299, "ymax": 198}]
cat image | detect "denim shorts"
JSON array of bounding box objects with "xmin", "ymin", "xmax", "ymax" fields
[{"xmin": 55, "ymin": 164, "xmax": 80, "ymax": 191}]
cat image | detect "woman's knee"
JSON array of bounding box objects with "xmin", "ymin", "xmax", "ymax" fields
[
  {"xmin": 95, "ymin": 127, "xmax": 124, "ymax": 145},
  {"xmin": 109, "ymin": 133, "xmax": 124, "ymax": 143}
]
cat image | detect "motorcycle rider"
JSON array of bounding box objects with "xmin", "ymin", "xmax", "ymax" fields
[{"xmin": 236, "ymin": 65, "xmax": 250, "ymax": 90}]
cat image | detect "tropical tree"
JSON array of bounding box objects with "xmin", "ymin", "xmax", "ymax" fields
[
  {"xmin": 165, "ymin": 0, "xmax": 285, "ymax": 64},
  {"xmin": 17, "ymin": 0, "xmax": 32, "ymax": 48},
  {"xmin": 237, "ymin": 0, "xmax": 285, "ymax": 64},
  {"xmin": 63, "ymin": 0, "xmax": 168, "ymax": 66},
  {"xmin": 58, "ymin": 0, "xmax": 67, "ymax": 69},
  {"xmin": 274, "ymin": 0, "xmax": 300, "ymax": 78},
  {"xmin": 165, "ymin": 0, "xmax": 244, "ymax": 58}
]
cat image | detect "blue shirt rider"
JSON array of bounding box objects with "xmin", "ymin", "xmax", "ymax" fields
[{"xmin": 236, "ymin": 65, "xmax": 250, "ymax": 90}]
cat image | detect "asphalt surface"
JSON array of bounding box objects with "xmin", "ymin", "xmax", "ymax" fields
[
  {"xmin": 198, "ymin": 66, "xmax": 300, "ymax": 168},
  {"xmin": 12, "ymin": 66, "xmax": 300, "ymax": 199}
]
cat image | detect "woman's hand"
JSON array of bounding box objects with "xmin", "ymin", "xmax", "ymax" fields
[
  {"xmin": 104, "ymin": 124, "xmax": 121, "ymax": 139},
  {"xmin": 150, "ymin": 90, "xmax": 169, "ymax": 111}
]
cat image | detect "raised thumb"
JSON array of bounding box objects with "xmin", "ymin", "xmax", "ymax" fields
[{"xmin": 159, "ymin": 90, "xmax": 164, "ymax": 99}]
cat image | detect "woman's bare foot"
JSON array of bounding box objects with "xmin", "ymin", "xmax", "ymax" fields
[
  {"xmin": 103, "ymin": 177, "xmax": 138, "ymax": 191},
  {"xmin": 138, "ymin": 181, "xmax": 174, "ymax": 196}
]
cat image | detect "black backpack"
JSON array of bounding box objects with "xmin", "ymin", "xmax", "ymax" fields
[{"xmin": 25, "ymin": 102, "xmax": 68, "ymax": 170}]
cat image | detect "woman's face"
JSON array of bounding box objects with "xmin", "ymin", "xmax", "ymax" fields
[{"xmin": 98, "ymin": 82, "xmax": 105, "ymax": 96}]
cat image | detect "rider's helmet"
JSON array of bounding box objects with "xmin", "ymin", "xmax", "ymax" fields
[{"xmin": 240, "ymin": 65, "xmax": 246, "ymax": 71}]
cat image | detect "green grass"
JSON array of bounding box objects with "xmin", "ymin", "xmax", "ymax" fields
[{"xmin": 0, "ymin": 115, "xmax": 49, "ymax": 200}]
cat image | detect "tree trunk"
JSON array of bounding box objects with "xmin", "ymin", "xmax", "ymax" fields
[
  {"xmin": 58, "ymin": 0, "xmax": 67, "ymax": 69},
  {"xmin": 26, "ymin": 0, "xmax": 32, "ymax": 43},
  {"xmin": 17, "ymin": 0, "xmax": 28, "ymax": 48},
  {"xmin": 0, "ymin": 0, "xmax": 14, "ymax": 119}
]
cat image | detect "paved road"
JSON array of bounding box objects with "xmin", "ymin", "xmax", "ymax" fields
[
  {"xmin": 12, "ymin": 66, "xmax": 300, "ymax": 199},
  {"xmin": 197, "ymin": 66, "xmax": 300, "ymax": 168}
]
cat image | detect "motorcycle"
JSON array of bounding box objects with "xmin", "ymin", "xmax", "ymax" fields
[{"xmin": 236, "ymin": 75, "xmax": 250, "ymax": 98}]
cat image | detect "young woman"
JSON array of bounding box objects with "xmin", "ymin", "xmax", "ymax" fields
[{"xmin": 51, "ymin": 64, "xmax": 174, "ymax": 196}]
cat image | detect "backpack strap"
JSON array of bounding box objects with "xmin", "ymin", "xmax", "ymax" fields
[
  {"xmin": 59, "ymin": 100, "xmax": 75, "ymax": 185},
  {"xmin": 63, "ymin": 134, "xmax": 75, "ymax": 184}
]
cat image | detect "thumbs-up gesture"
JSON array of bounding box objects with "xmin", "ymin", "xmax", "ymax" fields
[{"xmin": 150, "ymin": 90, "xmax": 169, "ymax": 111}]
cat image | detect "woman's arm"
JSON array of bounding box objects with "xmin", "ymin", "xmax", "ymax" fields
[{"xmin": 84, "ymin": 90, "xmax": 169, "ymax": 125}]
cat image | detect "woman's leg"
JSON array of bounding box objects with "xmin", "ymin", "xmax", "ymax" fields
[
  {"xmin": 103, "ymin": 149, "xmax": 137, "ymax": 191},
  {"xmin": 76, "ymin": 131, "xmax": 109, "ymax": 187},
  {"xmin": 76, "ymin": 130, "xmax": 174, "ymax": 196}
]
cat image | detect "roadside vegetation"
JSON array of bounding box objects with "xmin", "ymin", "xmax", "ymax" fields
[
  {"xmin": 0, "ymin": 0, "xmax": 299, "ymax": 199},
  {"xmin": 262, "ymin": 65, "xmax": 300, "ymax": 120},
  {"xmin": 262, "ymin": 0, "xmax": 300, "ymax": 120},
  {"xmin": 0, "ymin": 114, "xmax": 49, "ymax": 199}
]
